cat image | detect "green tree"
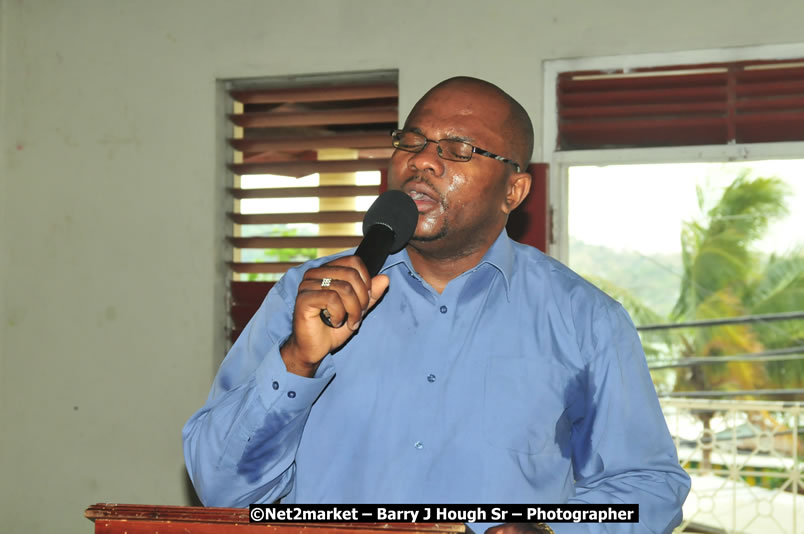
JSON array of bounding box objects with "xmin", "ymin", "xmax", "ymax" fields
[
  {"xmin": 671, "ymin": 173, "xmax": 801, "ymax": 398},
  {"xmin": 582, "ymin": 173, "xmax": 802, "ymax": 469},
  {"xmin": 244, "ymin": 225, "xmax": 318, "ymax": 282}
]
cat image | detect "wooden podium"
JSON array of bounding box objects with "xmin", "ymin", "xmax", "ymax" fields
[{"xmin": 85, "ymin": 504, "xmax": 466, "ymax": 534}]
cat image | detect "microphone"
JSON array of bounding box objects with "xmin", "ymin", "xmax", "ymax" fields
[
  {"xmin": 320, "ymin": 190, "xmax": 418, "ymax": 327},
  {"xmin": 356, "ymin": 189, "xmax": 419, "ymax": 277}
]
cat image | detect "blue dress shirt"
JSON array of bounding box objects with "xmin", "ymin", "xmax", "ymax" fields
[{"xmin": 183, "ymin": 230, "xmax": 690, "ymax": 533}]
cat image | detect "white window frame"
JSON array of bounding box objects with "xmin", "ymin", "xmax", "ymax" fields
[{"xmin": 542, "ymin": 43, "xmax": 804, "ymax": 263}]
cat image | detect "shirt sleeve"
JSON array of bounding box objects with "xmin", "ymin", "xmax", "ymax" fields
[
  {"xmin": 182, "ymin": 271, "xmax": 336, "ymax": 507},
  {"xmin": 549, "ymin": 300, "xmax": 691, "ymax": 534}
]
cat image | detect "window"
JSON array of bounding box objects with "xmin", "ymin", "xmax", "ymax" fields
[
  {"xmin": 546, "ymin": 48, "xmax": 804, "ymax": 530},
  {"xmin": 556, "ymin": 59, "xmax": 804, "ymax": 149},
  {"xmin": 543, "ymin": 51, "xmax": 804, "ymax": 398},
  {"xmin": 224, "ymin": 71, "xmax": 398, "ymax": 344}
]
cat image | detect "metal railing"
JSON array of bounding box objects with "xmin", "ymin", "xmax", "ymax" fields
[
  {"xmin": 660, "ymin": 398, "xmax": 802, "ymax": 533},
  {"xmin": 638, "ymin": 311, "xmax": 803, "ymax": 399}
]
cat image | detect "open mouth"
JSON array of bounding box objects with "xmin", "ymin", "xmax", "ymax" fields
[{"xmin": 404, "ymin": 183, "xmax": 440, "ymax": 212}]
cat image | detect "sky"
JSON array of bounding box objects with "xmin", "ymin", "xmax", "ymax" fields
[{"xmin": 568, "ymin": 159, "xmax": 804, "ymax": 256}]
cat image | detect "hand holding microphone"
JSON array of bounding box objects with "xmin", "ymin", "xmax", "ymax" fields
[{"xmin": 280, "ymin": 191, "xmax": 418, "ymax": 377}]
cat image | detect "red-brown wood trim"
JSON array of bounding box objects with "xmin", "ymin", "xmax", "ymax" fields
[
  {"xmin": 229, "ymin": 211, "xmax": 367, "ymax": 225},
  {"xmin": 506, "ymin": 163, "xmax": 550, "ymax": 253},
  {"xmin": 229, "ymin": 160, "xmax": 389, "ymax": 178},
  {"xmin": 230, "ymin": 132, "xmax": 392, "ymax": 152},
  {"xmin": 229, "ymin": 107, "xmax": 398, "ymax": 129},
  {"xmin": 86, "ymin": 504, "xmax": 464, "ymax": 534},
  {"xmin": 228, "ymin": 184, "xmax": 380, "ymax": 200},
  {"xmin": 228, "ymin": 236, "xmax": 362, "ymax": 249},
  {"xmin": 230, "ymin": 83, "xmax": 399, "ymax": 105}
]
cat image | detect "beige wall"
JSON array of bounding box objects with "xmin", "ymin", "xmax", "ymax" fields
[
  {"xmin": 0, "ymin": 0, "xmax": 7, "ymax": 524},
  {"xmin": 1, "ymin": 1, "xmax": 803, "ymax": 532}
]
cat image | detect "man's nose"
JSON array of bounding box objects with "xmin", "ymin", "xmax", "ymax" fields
[{"xmin": 406, "ymin": 142, "xmax": 445, "ymax": 176}]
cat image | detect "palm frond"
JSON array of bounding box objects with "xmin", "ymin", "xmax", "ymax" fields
[{"xmin": 672, "ymin": 174, "xmax": 790, "ymax": 322}]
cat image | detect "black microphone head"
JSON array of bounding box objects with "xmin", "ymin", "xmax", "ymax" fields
[{"xmin": 362, "ymin": 190, "xmax": 418, "ymax": 252}]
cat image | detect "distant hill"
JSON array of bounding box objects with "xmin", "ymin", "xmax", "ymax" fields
[{"xmin": 568, "ymin": 238, "xmax": 683, "ymax": 319}]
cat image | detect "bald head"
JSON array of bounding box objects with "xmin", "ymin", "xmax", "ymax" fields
[{"xmin": 408, "ymin": 76, "xmax": 534, "ymax": 172}]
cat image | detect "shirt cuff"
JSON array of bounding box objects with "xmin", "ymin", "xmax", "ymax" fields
[{"xmin": 254, "ymin": 342, "xmax": 336, "ymax": 413}]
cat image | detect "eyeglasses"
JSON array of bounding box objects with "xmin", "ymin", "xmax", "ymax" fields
[{"xmin": 390, "ymin": 129, "xmax": 521, "ymax": 172}]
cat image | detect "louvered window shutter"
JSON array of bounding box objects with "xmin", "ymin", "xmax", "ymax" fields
[
  {"xmin": 226, "ymin": 74, "xmax": 398, "ymax": 344},
  {"xmin": 558, "ymin": 59, "xmax": 804, "ymax": 149}
]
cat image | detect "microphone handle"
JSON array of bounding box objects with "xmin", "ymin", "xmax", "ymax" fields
[
  {"xmin": 355, "ymin": 223, "xmax": 395, "ymax": 277},
  {"xmin": 319, "ymin": 224, "xmax": 396, "ymax": 327}
]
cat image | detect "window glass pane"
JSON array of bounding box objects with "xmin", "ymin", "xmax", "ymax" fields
[
  {"xmin": 353, "ymin": 170, "xmax": 381, "ymax": 233},
  {"xmin": 568, "ymin": 160, "xmax": 803, "ymax": 318},
  {"xmin": 568, "ymin": 159, "xmax": 804, "ymax": 396},
  {"xmin": 235, "ymin": 173, "xmax": 321, "ymax": 282},
  {"xmin": 239, "ymin": 173, "xmax": 320, "ymax": 214}
]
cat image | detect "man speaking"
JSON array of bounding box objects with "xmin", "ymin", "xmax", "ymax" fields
[{"xmin": 183, "ymin": 76, "xmax": 690, "ymax": 533}]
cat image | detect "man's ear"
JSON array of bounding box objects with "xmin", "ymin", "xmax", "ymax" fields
[{"xmin": 502, "ymin": 171, "xmax": 532, "ymax": 215}]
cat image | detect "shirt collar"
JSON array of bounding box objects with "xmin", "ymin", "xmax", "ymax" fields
[{"xmin": 379, "ymin": 229, "xmax": 515, "ymax": 302}]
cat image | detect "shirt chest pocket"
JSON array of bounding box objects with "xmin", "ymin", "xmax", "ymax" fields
[{"xmin": 482, "ymin": 355, "xmax": 569, "ymax": 455}]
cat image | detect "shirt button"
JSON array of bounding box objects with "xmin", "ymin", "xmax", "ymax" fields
[
  {"xmin": 287, "ymin": 391, "xmax": 296, "ymax": 398},
  {"xmin": 414, "ymin": 441, "xmax": 424, "ymax": 450},
  {"xmin": 439, "ymin": 305, "xmax": 448, "ymax": 314},
  {"xmin": 427, "ymin": 374, "xmax": 436, "ymax": 383},
  {"xmin": 272, "ymin": 381, "xmax": 279, "ymax": 390}
]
